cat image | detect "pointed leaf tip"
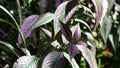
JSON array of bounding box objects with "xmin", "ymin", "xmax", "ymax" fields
[
  {"xmin": 60, "ymin": 21, "xmax": 72, "ymax": 41},
  {"xmin": 72, "ymin": 23, "xmax": 81, "ymax": 42}
]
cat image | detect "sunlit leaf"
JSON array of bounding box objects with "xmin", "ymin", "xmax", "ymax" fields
[
  {"xmin": 13, "ymin": 56, "xmax": 40, "ymax": 68},
  {"xmin": 18, "ymin": 15, "xmax": 39, "ymax": 44},
  {"xmin": 18, "ymin": 13, "xmax": 54, "ymax": 44},
  {"xmin": 33, "ymin": 13, "xmax": 54, "ymax": 29},
  {"xmin": 0, "ymin": 41, "xmax": 20, "ymax": 57},
  {"xmin": 109, "ymin": 34, "xmax": 116, "ymax": 52},
  {"xmin": 92, "ymin": 0, "xmax": 103, "ymax": 29},
  {"xmin": 63, "ymin": 52, "xmax": 79, "ymax": 68},
  {"xmin": 100, "ymin": 16, "xmax": 112, "ymax": 43},
  {"xmin": 76, "ymin": 45, "xmax": 98, "ymax": 68},
  {"xmin": 54, "ymin": 1, "xmax": 69, "ymax": 36},
  {"xmin": 118, "ymin": 26, "xmax": 120, "ymax": 42},
  {"xmin": 67, "ymin": 42, "xmax": 78, "ymax": 58},
  {"xmin": 42, "ymin": 51, "xmax": 64, "ymax": 68}
]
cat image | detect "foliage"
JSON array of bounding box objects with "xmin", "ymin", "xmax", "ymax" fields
[{"xmin": 0, "ymin": 0, "xmax": 120, "ymax": 68}]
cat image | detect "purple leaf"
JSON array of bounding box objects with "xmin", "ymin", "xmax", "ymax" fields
[
  {"xmin": 60, "ymin": 21, "xmax": 72, "ymax": 41},
  {"xmin": 76, "ymin": 45, "xmax": 98, "ymax": 68},
  {"xmin": 72, "ymin": 23, "xmax": 81, "ymax": 42},
  {"xmin": 67, "ymin": 42, "xmax": 79, "ymax": 58},
  {"xmin": 92, "ymin": 0, "xmax": 103, "ymax": 28},
  {"xmin": 18, "ymin": 15, "xmax": 39, "ymax": 44},
  {"xmin": 42, "ymin": 51, "xmax": 64, "ymax": 68},
  {"xmin": 54, "ymin": 1, "xmax": 69, "ymax": 36}
]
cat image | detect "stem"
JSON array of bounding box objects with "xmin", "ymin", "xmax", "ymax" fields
[
  {"xmin": 36, "ymin": 29, "xmax": 41, "ymax": 54},
  {"xmin": 16, "ymin": 0, "xmax": 22, "ymax": 25},
  {"xmin": 0, "ymin": 5, "xmax": 27, "ymax": 50}
]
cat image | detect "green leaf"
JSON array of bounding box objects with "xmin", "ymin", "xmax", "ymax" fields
[
  {"xmin": 13, "ymin": 56, "xmax": 40, "ymax": 68},
  {"xmin": 33, "ymin": 13, "xmax": 54, "ymax": 29},
  {"xmin": 118, "ymin": 26, "xmax": 120, "ymax": 42},
  {"xmin": 99, "ymin": 0, "xmax": 108, "ymax": 26},
  {"xmin": 63, "ymin": 52, "xmax": 79, "ymax": 68},
  {"xmin": 41, "ymin": 27, "xmax": 52, "ymax": 38},
  {"xmin": 100, "ymin": 16, "xmax": 112, "ymax": 43},
  {"xmin": 0, "ymin": 41, "xmax": 20, "ymax": 57},
  {"xmin": 54, "ymin": 1, "xmax": 69, "ymax": 36},
  {"xmin": 76, "ymin": 45, "xmax": 98, "ymax": 68},
  {"xmin": 109, "ymin": 34, "xmax": 116, "ymax": 52}
]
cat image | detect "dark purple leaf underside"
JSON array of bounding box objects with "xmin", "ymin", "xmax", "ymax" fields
[
  {"xmin": 72, "ymin": 23, "xmax": 81, "ymax": 42},
  {"xmin": 67, "ymin": 42, "xmax": 79, "ymax": 58},
  {"xmin": 76, "ymin": 45, "xmax": 98, "ymax": 68},
  {"xmin": 18, "ymin": 15, "xmax": 39, "ymax": 44},
  {"xmin": 60, "ymin": 21, "xmax": 72, "ymax": 41},
  {"xmin": 42, "ymin": 51, "xmax": 64, "ymax": 68},
  {"xmin": 92, "ymin": 0, "xmax": 103, "ymax": 28}
]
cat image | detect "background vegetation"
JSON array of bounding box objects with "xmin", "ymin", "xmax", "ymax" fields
[{"xmin": 0, "ymin": 0, "xmax": 120, "ymax": 68}]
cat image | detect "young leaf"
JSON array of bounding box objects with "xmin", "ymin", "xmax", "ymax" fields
[
  {"xmin": 67, "ymin": 42, "xmax": 79, "ymax": 58},
  {"xmin": 54, "ymin": 1, "xmax": 69, "ymax": 36},
  {"xmin": 63, "ymin": 52, "xmax": 79, "ymax": 68},
  {"xmin": 60, "ymin": 21, "xmax": 72, "ymax": 41},
  {"xmin": 72, "ymin": 23, "xmax": 81, "ymax": 42},
  {"xmin": 18, "ymin": 15, "xmax": 39, "ymax": 45},
  {"xmin": 100, "ymin": 16, "xmax": 112, "ymax": 43},
  {"xmin": 42, "ymin": 51, "xmax": 64, "ymax": 68},
  {"xmin": 33, "ymin": 13, "xmax": 55, "ymax": 29},
  {"xmin": 13, "ymin": 56, "xmax": 40, "ymax": 68},
  {"xmin": 0, "ymin": 41, "xmax": 20, "ymax": 57},
  {"xmin": 92, "ymin": 0, "xmax": 103, "ymax": 29},
  {"xmin": 76, "ymin": 45, "xmax": 98, "ymax": 68}
]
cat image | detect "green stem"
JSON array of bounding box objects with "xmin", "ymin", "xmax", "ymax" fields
[
  {"xmin": 16, "ymin": 0, "xmax": 22, "ymax": 25},
  {"xmin": 0, "ymin": 5, "xmax": 27, "ymax": 50}
]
